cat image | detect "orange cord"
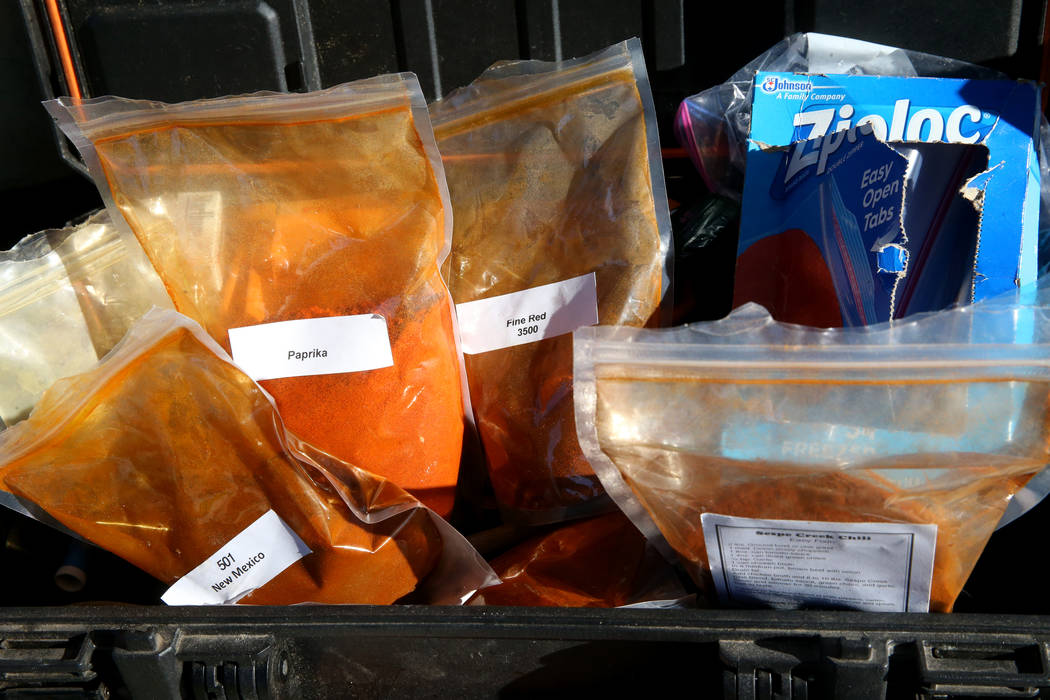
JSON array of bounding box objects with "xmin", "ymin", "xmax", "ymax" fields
[{"xmin": 44, "ymin": 0, "xmax": 81, "ymax": 100}]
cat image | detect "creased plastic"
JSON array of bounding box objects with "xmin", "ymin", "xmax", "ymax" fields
[
  {"xmin": 45, "ymin": 75, "xmax": 470, "ymax": 517},
  {"xmin": 574, "ymin": 282, "xmax": 1050, "ymax": 612},
  {"xmin": 469, "ymin": 510, "xmax": 686, "ymax": 608},
  {"xmin": 674, "ymin": 32, "xmax": 1029, "ymax": 201},
  {"xmin": 430, "ymin": 38, "xmax": 673, "ymax": 523},
  {"xmin": 0, "ymin": 309, "xmax": 498, "ymax": 606},
  {"xmin": 0, "ymin": 210, "xmax": 171, "ymax": 427},
  {"xmin": 1038, "ymin": 118, "xmax": 1050, "ymax": 279}
]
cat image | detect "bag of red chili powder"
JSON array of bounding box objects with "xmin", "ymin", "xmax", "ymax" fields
[
  {"xmin": 0, "ymin": 309, "xmax": 497, "ymax": 605},
  {"xmin": 574, "ymin": 287, "xmax": 1050, "ymax": 612},
  {"xmin": 46, "ymin": 75, "xmax": 469, "ymax": 517},
  {"xmin": 469, "ymin": 510, "xmax": 686, "ymax": 607},
  {"xmin": 430, "ymin": 39, "xmax": 673, "ymax": 524}
]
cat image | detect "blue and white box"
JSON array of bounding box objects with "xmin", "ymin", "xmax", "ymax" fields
[{"xmin": 735, "ymin": 72, "xmax": 1041, "ymax": 326}]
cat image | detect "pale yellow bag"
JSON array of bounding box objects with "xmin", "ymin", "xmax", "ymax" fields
[{"xmin": 0, "ymin": 211, "xmax": 171, "ymax": 427}]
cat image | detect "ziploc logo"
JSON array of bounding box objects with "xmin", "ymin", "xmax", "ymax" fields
[
  {"xmin": 783, "ymin": 123, "xmax": 877, "ymax": 185},
  {"xmin": 792, "ymin": 100, "xmax": 994, "ymax": 145},
  {"xmin": 762, "ymin": 76, "xmax": 813, "ymax": 94}
]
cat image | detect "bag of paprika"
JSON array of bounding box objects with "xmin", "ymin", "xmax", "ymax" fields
[
  {"xmin": 430, "ymin": 39, "xmax": 673, "ymax": 524},
  {"xmin": 0, "ymin": 309, "xmax": 497, "ymax": 606},
  {"xmin": 573, "ymin": 289, "xmax": 1050, "ymax": 612},
  {"xmin": 46, "ymin": 75, "xmax": 469, "ymax": 517}
]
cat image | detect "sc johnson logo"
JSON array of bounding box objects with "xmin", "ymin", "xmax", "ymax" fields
[{"xmin": 761, "ymin": 76, "xmax": 813, "ymax": 94}]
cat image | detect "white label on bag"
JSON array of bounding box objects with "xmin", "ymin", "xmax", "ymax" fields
[
  {"xmin": 228, "ymin": 314, "xmax": 394, "ymax": 381},
  {"xmin": 162, "ymin": 510, "xmax": 312, "ymax": 606},
  {"xmin": 701, "ymin": 514, "xmax": 936, "ymax": 612},
  {"xmin": 455, "ymin": 273, "xmax": 599, "ymax": 355}
]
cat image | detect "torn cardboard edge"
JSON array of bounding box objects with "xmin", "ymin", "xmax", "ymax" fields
[
  {"xmin": 737, "ymin": 124, "xmax": 990, "ymax": 326},
  {"xmin": 736, "ymin": 72, "xmax": 1039, "ymax": 327},
  {"xmin": 893, "ymin": 139, "xmax": 989, "ymax": 318}
]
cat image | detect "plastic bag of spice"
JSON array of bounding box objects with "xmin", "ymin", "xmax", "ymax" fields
[
  {"xmin": 469, "ymin": 510, "xmax": 686, "ymax": 607},
  {"xmin": 0, "ymin": 210, "xmax": 171, "ymax": 428},
  {"xmin": 45, "ymin": 75, "xmax": 468, "ymax": 517},
  {"xmin": 429, "ymin": 38, "xmax": 673, "ymax": 524},
  {"xmin": 573, "ymin": 287, "xmax": 1050, "ymax": 612},
  {"xmin": 0, "ymin": 309, "xmax": 497, "ymax": 605}
]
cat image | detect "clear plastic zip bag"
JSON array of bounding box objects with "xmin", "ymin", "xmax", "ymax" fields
[
  {"xmin": 675, "ymin": 31, "xmax": 1050, "ymax": 282},
  {"xmin": 469, "ymin": 510, "xmax": 687, "ymax": 608},
  {"xmin": 46, "ymin": 75, "xmax": 469, "ymax": 516},
  {"xmin": 574, "ymin": 285, "xmax": 1050, "ymax": 612},
  {"xmin": 0, "ymin": 309, "xmax": 497, "ymax": 606},
  {"xmin": 0, "ymin": 211, "xmax": 171, "ymax": 427},
  {"xmin": 430, "ymin": 39, "xmax": 673, "ymax": 523},
  {"xmin": 674, "ymin": 32, "xmax": 1006, "ymax": 201}
]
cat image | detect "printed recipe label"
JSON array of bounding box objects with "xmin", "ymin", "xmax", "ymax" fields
[
  {"xmin": 455, "ymin": 273, "xmax": 599, "ymax": 355},
  {"xmin": 701, "ymin": 514, "xmax": 936, "ymax": 612},
  {"xmin": 228, "ymin": 314, "xmax": 394, "ymax": 381},
  {"xmin": 162, "ymin": 510, "xmax": 312, "ymax": 605}
]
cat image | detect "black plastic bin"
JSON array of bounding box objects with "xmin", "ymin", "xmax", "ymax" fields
[{"xmin": 7, "ymin": 606, "xmax": 1050, "ymax": 699}]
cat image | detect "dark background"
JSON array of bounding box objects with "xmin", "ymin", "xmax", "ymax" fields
[
  {"xmin": 2, "ymin": 0, "xmax": 1047, "ymax": 248},
  {"xmin": 1, "ymin": 0, "xmax": 1049, "ymax": 612}
]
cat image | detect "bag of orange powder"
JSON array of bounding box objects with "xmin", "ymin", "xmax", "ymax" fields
[
  {"xmin": 46, "ymin": 75, "xmax": 468, "ymax": 517},
  {"xmin": 574, "ymin": 288, "xmax": 1050, "ymax": 612},
  {"xmin": 430, "ymin": 39, "xmax": 672, "ymax": 523},
  {"xmin": 0, "ymin": 309, "xmax": 497, "ymax": 605},
  {"xmin": 469, "ymin": 510, "xmax": 686, "ymax": 607}
]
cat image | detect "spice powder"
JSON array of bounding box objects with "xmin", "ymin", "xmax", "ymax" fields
[
  {"xmin": 86, "ymin": 98, "xmax": 464, "ymax": 515},
  {"xmin": 0, "ymin": 323, "xmax": 443, "ymax": 605},
  {"xmin": 434, "ymin": 61, "xmax": 665, "ymax": 518},
  {"xmin": 601, "ymin": 445, "xmax": 1042, "ymax": 612}
]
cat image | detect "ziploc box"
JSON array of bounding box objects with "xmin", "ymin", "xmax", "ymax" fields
[{"xmin": 735, "ymin": 72, "xmax": 1041, "ymax": 327}]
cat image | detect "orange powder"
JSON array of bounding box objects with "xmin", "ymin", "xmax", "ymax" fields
[
  {"xmin": 71, "ymin": 81, "xmax": 464, "ymax": 515},
  {"xmin": 432, "ymin": 44, "xmax": 667, "ymax": 520},
  {"xmin": 474, "ymin": 511, "xmax": 682, "ymax": 607},
  {"xmin": 576, "ymin": 303, "xmax": 1050, "ymax": 613},
  {"xmin": 0, "ymin": 317, "xmax": 444, "ymax": 605},
  {"xmin": 733, "ymin": 228, "xmax": 844, "ymax": 327},
  {"xmin": 603, "ymin": 445, "xmax": 1041, "ymax": 612}
]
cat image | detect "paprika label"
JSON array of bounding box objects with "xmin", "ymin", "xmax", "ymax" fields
[
  {"xmin": 701, "ymin": 513, "xmax": 936, "ymax": 613},
  {"xmin": 228, "ymin": 314, "xmax": 394, "ymax": 381},
  {"xmin": 162, "ymin": 510, "xmax": 312, "ymax": 605},
  {"xmin": 455, "ymin": 273, "xmax": 599, "ymax": 355}
]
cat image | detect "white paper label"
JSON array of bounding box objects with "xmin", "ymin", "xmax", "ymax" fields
[
  {"xmin": 228, "ymin": 314, "xmax": 394, "ymax": 381},
  {"xmin": 455, "ymin": 273, "xmax": 599, "ymax": 355},
  {"xmin": 162, "ymin": 510, "xmax": 312, "ymax": 605},
  {"xmin": 701, "ymin": 514, "xmax": 936, "ymax": 612}
]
